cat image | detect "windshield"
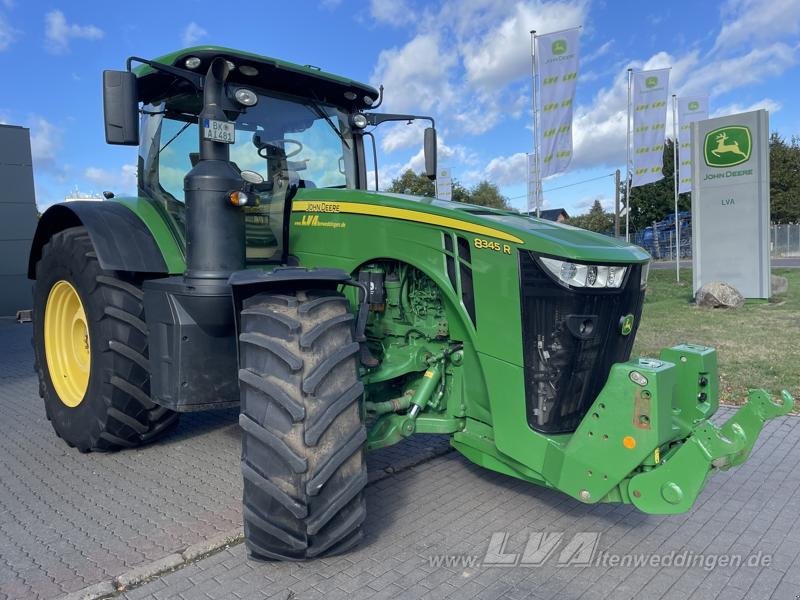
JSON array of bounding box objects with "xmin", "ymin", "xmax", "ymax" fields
[{"xmin": 139, "ymin": 90, "xmax": 356, "ymax": 263}]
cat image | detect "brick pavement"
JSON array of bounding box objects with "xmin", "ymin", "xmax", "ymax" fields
[
  {"xmin": 0, "ymin": 321, "xmax": 449, "ymax": 599},
  {"xmin": 120, "ymin": 409, "xmax": 800, "ymax": 600}
]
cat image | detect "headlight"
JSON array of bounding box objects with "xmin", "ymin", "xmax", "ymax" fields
[
  {"xmin": 540, "ymin": 257, "xmax": 627, "ymax": 289},
  {"xmin": 640, "ymin": 261, "xmax": 651, "ymax": 289}
]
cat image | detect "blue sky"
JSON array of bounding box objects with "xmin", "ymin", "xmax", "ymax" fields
[{"xmin": 1, "ymin": 0, "xmax": 798, "ymax": 213}]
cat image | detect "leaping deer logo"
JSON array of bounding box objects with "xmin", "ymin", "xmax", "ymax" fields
[{"xmin": 711, "ymin": 132, "xmax": 747, "ymax": 158}]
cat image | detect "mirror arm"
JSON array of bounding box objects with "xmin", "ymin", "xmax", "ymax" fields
[
  {"xmin": 125, "ymin": 56, "xmax": 203, "ymax": 90},
  {"xmin": 364, "ymin": 112, "xmax": 434, "ymax": 128}
]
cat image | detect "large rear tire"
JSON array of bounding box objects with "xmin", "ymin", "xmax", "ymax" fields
[
  {"xmin": 32, "ymin": 226, "xmax": 178, "ymax": 452},
  {"xmin": 238, "ymin": 289, "xmax": 367, "ymax": 560}
]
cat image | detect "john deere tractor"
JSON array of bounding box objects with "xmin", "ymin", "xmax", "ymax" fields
[{"xmin": 29, "ymin": 47, "xmax": 792, "ymax": 560}]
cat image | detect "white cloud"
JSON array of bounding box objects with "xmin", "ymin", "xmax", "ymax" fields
[
  {"xmin": 380, "ymin": 121, "xmax": 426, "ymax": 153},
  {"xmin": 712, "ymin": 0, "xmax": 800, "ymax": 53},
  {"xmin": 44, "ymin": 10, "xmax": 104, "ymax": 54},
  {"xmin": 29, "ymin": 117, "xmax": 63, "ymax": 170},
  {"xmin": 679, "ymin": 43, "xmax": 797, "ymax": 97},
  {"xmin": 460, "ymin": 1, "xmax": 587, "ymax": 90},
  {"xmin": 484, "ymin": 152, "xmax": 529, "ymax": 186},
  {"xmin": 84, "ymin": 164, "xmax": 137, "ymax": 193},
  {"xmin": 371, "ymin": 32, "xmax": 457, "ymax": 113},
  {"xmin": 0, "ymin": 12, "xmax": 18, "ymax": 51},
  {"xmin": 584, "ymin": 40, "xmax": 613, "ymax": 64},
  {"xmin": 710, "ymin": 98, "xmax": 782, "ymax": 118},
  {"xmin": 181, "ymin": 21, "xmax": 207, "ymax": 46},
  {"xmin": 369, "ymin": 0, "xmax": 414, "ymax": 25}
]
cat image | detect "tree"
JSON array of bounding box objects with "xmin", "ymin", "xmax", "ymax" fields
[
  {"xmin": 769, "ymin": 132, "xmax": 800, "ymax": 223},
  {"xmin": 567, "ymin": 199, "xmax": 614, "ymax": 233},
  {"xmin": 468, "ymin": 181, "xmax": 510, "ymax": 209},
  {"xmin": 387, "ymin": 169, "xmax": 434, "ymax": 197},
  {"xmin": 386, "ymin": 170, "xmax": 509, "ymax": 209}
]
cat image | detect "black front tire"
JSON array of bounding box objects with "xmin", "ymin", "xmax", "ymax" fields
[
  {"xmin": 238, "ymin": 289, "xmax": 367, "ymax": 560},
  {"xmin": 33, "ymin": 226, "xmax": 178, "ymax": 452}
]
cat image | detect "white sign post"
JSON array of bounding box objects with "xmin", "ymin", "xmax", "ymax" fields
[
  {"xmin": 691, "ymin": 109, "xmax": 770, "ymax": 298},
  {"xmin": 436, "ymin": 167, "xmax": 452, "ymax": 202}
]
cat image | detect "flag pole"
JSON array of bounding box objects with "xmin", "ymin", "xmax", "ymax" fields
[
  {"xmin": 625, "ymin": 68, "xmax": 632, "ymax": 242},
  {"xmin": 530, "ymin": 30, "xmax": 543, "ymax": 218},
  {"xmin": 672, "ymin": 94, "xmax": 680, "ymax": 282}
]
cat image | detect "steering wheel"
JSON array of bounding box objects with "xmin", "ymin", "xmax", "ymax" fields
[{"xmin": 256, "ymin": 138, "xmax": 303, "ymax": 159}]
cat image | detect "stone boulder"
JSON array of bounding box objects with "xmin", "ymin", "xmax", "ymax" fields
[
  {"xmin": 771, "ymin": 274, "xmax": 789, "ymax": 296},
  {"xmin": 695, "ymin": 281, "xmax": 744, "ymax": 309}
]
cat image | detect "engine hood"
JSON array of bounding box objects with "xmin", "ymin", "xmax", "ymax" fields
[{"xmin": 292, "ymin": 189, "xmax": 650, "ymax": 264}]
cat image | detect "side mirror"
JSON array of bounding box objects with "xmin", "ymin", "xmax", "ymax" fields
[
  {"xmin": 103, "ymin": 70, "xmax": 139, "ymax": 145},
  {"xmin": 424, "ymin": 127, "xmax": 437, "ymax": 180}
]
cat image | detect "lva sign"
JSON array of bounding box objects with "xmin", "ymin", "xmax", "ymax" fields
[{"xmin": 691, "ymin": 110, "xmax": 770, "ymax": 298}]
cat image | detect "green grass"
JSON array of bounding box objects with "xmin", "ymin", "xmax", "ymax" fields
[{"xmin": 632, "ymin": 268, "xmax": 800, "ymax": 407}]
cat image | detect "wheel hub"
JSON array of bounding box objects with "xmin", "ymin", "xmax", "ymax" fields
[{"xmin": 44, "ymin": 280, "xmax": 91, "ymax": 407}]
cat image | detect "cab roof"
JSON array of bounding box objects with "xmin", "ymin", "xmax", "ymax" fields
[{"xmin": 133, "ymin": 46, "xmax": 380, "ymax": 110}]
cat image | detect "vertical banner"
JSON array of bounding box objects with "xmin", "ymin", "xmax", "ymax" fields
[
  {"xmin": 677, "ymin": 96, "xmax": 708, "ymax": 193},
  {"xmin": 632, "ymin": 68, "xmax": 670, "ymax": 187},
  {"xmin": 436, "ymin": 167, "xmax": 452, "ymax": 201},
  {"xmin": 536, "ymin": 28, "xmax": 580, "ymax": 178}
]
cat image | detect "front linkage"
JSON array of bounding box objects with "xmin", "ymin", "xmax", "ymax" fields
[{"xmin": 453, "ymin": 343, "xmax": 793, "ymax": 514}]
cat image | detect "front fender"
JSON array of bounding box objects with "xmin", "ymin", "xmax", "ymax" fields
[{"xmin": 28, "ymin": 199, "xmax": 184, "ymax": 278}]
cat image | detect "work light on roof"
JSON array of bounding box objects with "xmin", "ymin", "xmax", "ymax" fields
[
  {"xmin": 234, "ymin": 88, "xmax": 258, "ymax": 107},
  {"xmin": 184, "ymin": 56, "xmax": 201, "ymax": 69}
]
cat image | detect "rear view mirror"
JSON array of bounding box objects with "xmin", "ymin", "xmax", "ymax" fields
[
  {"xmin": 424, "ymin": 127, "xmax": 437, "ymax": 180},
  {"xmin": 103, "ymin": 70, "xmax": 139, "ymax": 145}
]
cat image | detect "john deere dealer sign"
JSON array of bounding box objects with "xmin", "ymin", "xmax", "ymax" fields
[{"xmin": 691, "ymin": 110, "xmax": 770, "ymax": 298}]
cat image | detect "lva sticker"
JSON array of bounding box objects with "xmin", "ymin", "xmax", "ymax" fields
[{"xmin": 704, "ymin": 126, "xmax": 752, "ymax": 168}]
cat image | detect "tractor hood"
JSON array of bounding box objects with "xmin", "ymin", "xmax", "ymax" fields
[{"xmin": 293, "ymin": 189, "xmax": 650, "ymax": 264}]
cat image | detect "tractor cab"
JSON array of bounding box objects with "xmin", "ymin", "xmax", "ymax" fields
[{"xmin": 109, "ymin": 47, "xmax": 435, "ymax": 266}]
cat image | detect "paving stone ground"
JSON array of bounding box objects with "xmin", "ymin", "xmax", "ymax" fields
[
  {"xmin": 0, "ymin": 320, "xmax": 449, "ymax": 600},
  {"xmin": 121, "ymin": 409, "xmax": 800, "ymax": 600},
  {"xmin": 2, "ymin": 318, "xmax": 799, "ymax": 600}
]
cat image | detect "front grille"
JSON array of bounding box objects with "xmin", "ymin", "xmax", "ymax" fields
[{"xmin": 519, "ymin": 251, "xmax": 645, "ymax": 434}]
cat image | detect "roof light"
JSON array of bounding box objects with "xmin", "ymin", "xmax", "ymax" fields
[
  {"xmin": 364, "ymin": 95, "xmax": 375, "ymax": 106},
  {"xmin": 234, "ymin": 88, "xmax": 258, "ymax": 106},
  {"xmin": 239, "ymin": 65, "xmax": 259, "ymax": 76},
  {"xmin": 343, "ymin": 91, "xmax": 357, "ymax": 101},
  {"xmin": 351, "ymin": 114, "xmax": 368, "ymax": 129},
  {"xmin": 185, "ymin": 56, "xmax": 201, "ymax": 69}
]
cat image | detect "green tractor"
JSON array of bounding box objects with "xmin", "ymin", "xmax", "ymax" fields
[{"xmin": 29, "ymin": 47, "xmax": 792, "ymax": 560}]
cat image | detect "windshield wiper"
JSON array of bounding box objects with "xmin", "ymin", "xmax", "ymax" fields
[{"xmin": 308, "ymin": 100, "xmax": 350, "ymax": 150}]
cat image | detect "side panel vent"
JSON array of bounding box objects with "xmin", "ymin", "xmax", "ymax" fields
[{"xmin": 441, "ymin": 232, "xmax": 477, "ymax": 327}]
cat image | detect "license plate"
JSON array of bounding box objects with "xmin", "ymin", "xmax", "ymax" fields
[{"xmin": 202, "ymin": 119, "xmax": 235, "ymax": 144}]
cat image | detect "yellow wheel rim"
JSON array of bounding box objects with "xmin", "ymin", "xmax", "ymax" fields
[{"xmin": 44, "ymin": 280, "xmax": 91, "ymax": 407}]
